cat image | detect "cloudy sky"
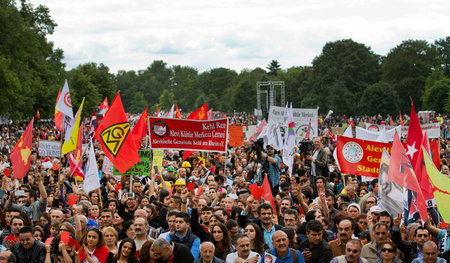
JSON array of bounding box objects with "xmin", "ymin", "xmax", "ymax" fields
[{"xmin": 30, "ymin": 0, "xmax": 450, "ymax": 73}]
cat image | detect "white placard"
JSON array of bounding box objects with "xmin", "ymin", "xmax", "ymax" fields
[
  {"xmin": 38, "ymin": 140, "xmax": 61, "ymax": 157},
  {"xmin": 268, "ymin": 106, "xmax": 318, "ymax": 141}
]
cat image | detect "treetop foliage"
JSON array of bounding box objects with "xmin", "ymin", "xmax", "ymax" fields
[{"xmin": 2, "ymin": 0, "xmax": 450, "ymax": 120}]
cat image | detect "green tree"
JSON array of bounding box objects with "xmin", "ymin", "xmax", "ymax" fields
[
  {"xmin": 230, "ymin": 68, "xmax": 266, "ymax": 112},
  {"xmin": 267, "ymin": 60, "xmax": 281, "ymax": 76},
  {"xmin": 382, "ymin": 39, "xmax": 439, "ymax": 111},
  {"xmin": 435, "ymin": 37, "xmax": 450, "ymax": 78},
  {"xmin": 68, "ymin": 63, "xmax": 116, "ymax": 116},
  {"xmin": 300, "ymin": 39, "xmax": 381, "ymax": 114},
  {"xmin": 278, "ymin": 66, "xmax": 312, "ymax": 108},
  {"xmin": 0, "ymin": 0, "xmax": 65, "ymax": 119},
  {"xmin": 358, "ymin": 82, "xmax": 399, "ymax": 115},
  {"xmin": 156, "ymin": 89, "xmax": 175, "ymax": 112}
]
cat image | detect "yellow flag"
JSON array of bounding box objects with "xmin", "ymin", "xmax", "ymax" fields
[
  {"xmin": 422, "ymin": 147, "xmax": 450, "ymax": 223},
  {"xmin": 62, "ymin": 98, "xmax": 85, "ymax": 154}
]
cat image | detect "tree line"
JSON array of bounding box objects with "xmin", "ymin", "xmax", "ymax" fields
[{"xmin": 1, "ymin": 0, "xmax": 450, "ymax": 120}]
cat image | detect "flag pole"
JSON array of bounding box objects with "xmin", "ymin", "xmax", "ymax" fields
[{"xmin": 58, "ymin": 121, "xmax": 64, "ymax": 184}]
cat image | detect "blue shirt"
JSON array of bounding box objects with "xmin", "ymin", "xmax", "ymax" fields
[
  {"xmin": 262, "ymin": 225, "xmax": 276, "ymax": 249},
  {"xmin": 257, "ymin": 155, "xmax": 281, "ymax": 187},
  {"xmin": 260, "ymin": 248, "xmax": 305, "ymax": 263}
]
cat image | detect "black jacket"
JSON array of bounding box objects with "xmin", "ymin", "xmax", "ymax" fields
[
  {"xmin": 12, "ymin": 240, "xmax": 46, "ymax": 263},
  {"xmin": 392, "ymin": 229, "xmax": 418, "ymax": 263},
  {"xmin": 299, "ymin": 239, "xmax": 333, "ymax": 263},
  {"xmin": 157, "ymin": 243, "xmax": 194, "ymax": 263}
]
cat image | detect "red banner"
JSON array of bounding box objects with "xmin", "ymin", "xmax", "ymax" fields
[
  {"xmin": 149, "ymin": 117, "xmax": 228, "ymax": 152},
  {"xmin": 336, "ymin": 136, "xmax": 439, "ymax": 177}
]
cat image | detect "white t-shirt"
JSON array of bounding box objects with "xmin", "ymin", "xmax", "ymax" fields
[{"xmin": 226, "ymin": 251, "xmax": 260, "ymax": 263}]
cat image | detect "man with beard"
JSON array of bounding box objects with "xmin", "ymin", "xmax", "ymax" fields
[
  {"xmin": 361, "ymin": 222, "xmax": 392, "ymax": 263},
  {"xmin": 330, "ymin": 240, "xmax": 368, "ymax": 263},
  {"xmin": 134, "ymin": 217, "xmax": 150, "ymax": 251},
  {"xmin": 299, "ymin": 220, "xmax": 333, "ymax": 263},
  {"xmin": 260, "ymin": 231, "xmax": 305, "ymax": 263},
  {"xmin": 226, "ymin": 234, "xmax": 260, "ymax": 263},
  {"xmin": 329, "ymin": 218, "xmax": 355, "ymax": 257}
]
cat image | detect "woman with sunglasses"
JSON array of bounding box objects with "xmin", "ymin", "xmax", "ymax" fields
[
  {"xmin": 211, "ymin": 223, "xmax": 234, "ymax": 260},
  {"xmin": 374, "ymin": 240, "xmax": 403, "ymax": 263},
  {"xmin": 75, "ymin": 227, "xmax": 109, "ymax": 263},
  {"xmin": 106, "ymin": 238, "xmax": 138, "ymax": 263}
]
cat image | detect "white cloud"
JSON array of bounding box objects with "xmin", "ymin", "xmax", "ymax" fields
[{"xmin": 30, "ymin": 0, "xmax": 450, "ymax": 72}]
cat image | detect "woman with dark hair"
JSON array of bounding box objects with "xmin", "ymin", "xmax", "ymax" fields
[
  {"xmin": 230, "ymin": 206, "xmax": 243, "ymax": 222},
  {"xmin": 281, "ymin": 226, "xmax": 298, "ymax": 250},
  {"xmin": 106, "ymin": 238, "xmax": 138, "ymax": 263},
  {"xmin": 33, "ymin": 225, "xmax": 46, "ymax": 241},
  {"xmin": 44, "ymin": 232, "xmax": 77, "ymax": 263},
  {"xmin": 118, "ymin": 220, "xmax": 135, "ymax": 241},
  {"xmin": 113, "ymin": 213, "xmax": 124, "ymax": 232},
  {"xmin": 138, "ymin": 239, "xmax": 157, "ymax": 263},
  {"xmin": 75, "ymin": 227, "xmax": 109, "ymax": 263},
  {"xmin": 244, "ymin": 223, "xmax": 266, "ymax": 255},
  {"xmin": 105, "ymin": 200, "xmax": 120, "ymax": 212},
  {"xmin": 211, "ymin": 223, "xmax": 234, "ymax": 260}
]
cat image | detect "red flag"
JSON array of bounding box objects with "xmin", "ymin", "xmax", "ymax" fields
[
  {"xmin": 74, "ymin": 122, "xmax": 84, "ymax": 162},
  {"xmin": 388, "ymin": 132, "xmax": 427, "ymax": 222},
  {"xmin": 183, "ymin": 151, "xmax": 195, "ymax": 160},
  {"xmin": 11, "ymin": 118, "xmax": 34, "ymax": 179},
  {"xmin": 156, "ymin": 107, "xmax": 161, "ymax": 117},
  {"xmin": 406, "ymin": 103, "xmax": 423, "ymax": 169},
  {"xmin": 414, "ymin": 132, "xmax": 434, "ymax": 201},
  {"xmin": 94, "ymin": 93, "xmax": 140, "ymax": 174},
  {"xmin": 349, "ymin": 119, "xmax": 355, "ymax": 127},
  {"xmin": 175, "ymin": 104, "xmax": 181, "ymax": 119},
  {"xmin": 130, "ymin": 106, "xmax": 148, "ymax": 150},
  {"xmin": 305, "ymin": 119, "xmax": 312, "ymax": 139},
  {"xmin": 222, "ymin": 113, "xmax": 226, "ymax": 118},
  {"xmin": 55, "ymin": 89, "xmax": 63, "ymax": 131},
  {"xmin": 249, "ymin": 183, "xmax": 263, "ymax": 200},
  {"xmin": 249, "ymin": 119, "xmax": 267, "ymax": 142},
  {"xmin": 399, "ymin": 112, "xmax": 404, "ymax": 126},
  {"xmin": 262, "ymin": 174, "xmax": 277, "ymax": 216},
  {"xmin": 36, "ymin": 108, "xmax": 40, "ymax": 119},
  {"xmin": 69, "ymin": 153, "xmax": 85, "ymax": 179},
  {"xmin": 187, "ymin": 102, "xmax": 207, "ymax": 120},
  {"xmin": 389, "ymin": 116, "xmax": 394, "ymax": 126}
]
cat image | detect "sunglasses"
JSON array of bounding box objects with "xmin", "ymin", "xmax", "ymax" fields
[
  {"xmin": 382, "ymin": 248, "xmax": 395, "ymax": 253},
  {"xmin": 346, "ymin": 248, "xmax": 359, "ymax": 253},
  {"xmin": 366, "ymin": 201, "xmax": 375, "ymax": 204}
]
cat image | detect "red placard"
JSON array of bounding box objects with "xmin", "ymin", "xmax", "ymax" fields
[
  {"xmin": 249, "ymin": 183, "xmax": 262, "ymax": 200},
  {"xmin": 187, "ymin": 182, "xmax": 195, "ymax": 191},
  {"xmin": 149, "ymin": 118, "xmax": 228, "ymax": 152},
  {"xmin": 115, "ymin": 183, "xmax": 122, "ymax": 192},
  {"xmin": 60, "ymin": 232, "xmax": 70, "ymax": 244},
  {"xmin": 197, "ymin": 186, "xmax": 203, "ymax": 197},
  {"xmin": 44, "ymin": 237, "xmax": 54, "ymax": 245},
  {"xmin": 336, "ymin": 136, "xmax": 440, "ymax": 177},
  {"xmin": 169, "ymin": 187, "xmax": 174, "ymax": 198},
  {"xmin": 228, "ymin": 125, "xmax": 244, "ymax": 147},
  {"xmin": 6, "ymin": 234, "xmax": 18, "ymax": 242},
  {"xmin": 67, "ymin": 194, "xmax": 78, "ymax": 206},
  {"xmin": 4, "ymin": 168, "xmax": 10, "ymax": 177}
]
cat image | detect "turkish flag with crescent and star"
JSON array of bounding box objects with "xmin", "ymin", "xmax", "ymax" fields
[{"xmin": 406, "ymin": 103, "xmax": 423, "ymax": 169}]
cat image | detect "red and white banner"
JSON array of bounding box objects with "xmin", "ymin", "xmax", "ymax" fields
[
  {"xmin": 149, "ymin": 117, "xmax": 228, "ymax": 152},
  {"xmin": 336, "ymin": 136, "xmax": 440, "ymax": 178}
]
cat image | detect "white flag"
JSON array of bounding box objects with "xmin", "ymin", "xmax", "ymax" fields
[
  {"xmin": 55, "ymin": 80, "xmax": 74, "ymax": 120},
  {"xmin": 83, "ymin": 140, "xmax": 101, "ymax": 193}
]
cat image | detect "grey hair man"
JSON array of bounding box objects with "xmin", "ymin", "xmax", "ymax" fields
[{"xmin": 195, "ymin": 242, "xmax": 225, "ymax": 263}]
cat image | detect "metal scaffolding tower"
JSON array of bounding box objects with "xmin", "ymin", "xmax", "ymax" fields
[{"xmin": 256, "ymin": 81, "xmax": 285, "ymax": 116}]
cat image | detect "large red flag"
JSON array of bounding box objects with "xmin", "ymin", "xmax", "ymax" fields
[
  {"xmin": 69, "ymin": 153, "xmax": 85, "ymax": 179},
  {"xmin": 11, "ymin": 118, "xmax": 34, "ymax": 179},
  {"xmin": 130, "ymin": 106, "xmax": 148, "ymax": 150},
  {"xmin": 94, "ymin": 93, "xmax": 140, "ymax": 174},
  {"xmin": 406, "ymin": 103, "xmax": 423, "ymax": 169},
  {"xmin": 414, "ymin": 132, "xmax": 434, "ymax": 201},
  {"xmin": 187, "ymin": 102, "xmax": 207, "ymax": 120},
  {"xmin": 262, "ymin": 174, "xmax": 277, "ymax": 216},
  {"xmin": 388, "ymin": 131, "xmax": 427, "ymax": 222}
]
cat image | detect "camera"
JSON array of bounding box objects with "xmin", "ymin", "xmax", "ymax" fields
[{"xmin": 299, "ymin": 140, "xmax": 314, "ymax": 155}]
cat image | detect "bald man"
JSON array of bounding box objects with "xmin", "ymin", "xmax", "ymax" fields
[
  {"xmin": 260, "ymin": 230, "xmax": 305, "ymax": 263},
  {"xmin": 195, "ymin": 242, "xmax": 224, "ymax": 263}
]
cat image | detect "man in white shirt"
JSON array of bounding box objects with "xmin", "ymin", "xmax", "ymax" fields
[{"xmin": 226, "ymin": 234, "xmax": 260, "ymax": 263}]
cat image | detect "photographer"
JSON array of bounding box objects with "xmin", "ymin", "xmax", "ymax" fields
[
  {"xmin": 305, "ymin": 137, "xmax": 328, "ymax": 178},
  {"xmin": 256, "ymin": 145, "xmax": 281, "ymax": 195}
]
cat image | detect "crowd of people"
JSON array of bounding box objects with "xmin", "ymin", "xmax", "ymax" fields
[{"xmin": 0, "ymin": 113, "xmax": 449, "ymax": 263}]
